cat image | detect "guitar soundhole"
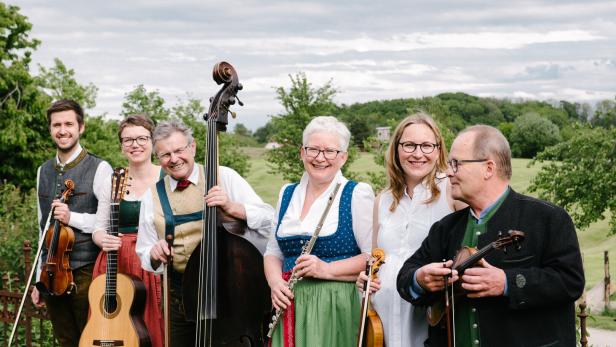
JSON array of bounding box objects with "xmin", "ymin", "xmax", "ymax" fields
[{"xmin": 99, "ymin": 294, "xmax": 122, "ymax": 319}]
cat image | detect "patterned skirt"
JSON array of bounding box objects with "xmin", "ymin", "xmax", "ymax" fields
[
  {"xmin": 270, "ymin": 277, "xmax": 360, "ymax": 347},
  {"xmin": 92, "ymin": 233, "xmax": 163, "ymax": 347}
]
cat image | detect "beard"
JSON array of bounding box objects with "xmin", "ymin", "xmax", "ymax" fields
[{"xmin": 56, "ymin": 138, "xmax": 80, "ymax": 154}]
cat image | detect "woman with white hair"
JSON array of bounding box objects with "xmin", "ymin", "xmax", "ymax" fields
[{"xmin": 264, "ymin": 116, "xmax": 374, "ymax": 346}]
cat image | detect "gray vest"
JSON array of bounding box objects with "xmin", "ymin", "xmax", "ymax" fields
[{"xmin": 38, "ymin": 150, "xmax": 102, "ymax": 270}]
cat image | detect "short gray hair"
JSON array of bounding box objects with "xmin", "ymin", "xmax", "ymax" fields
[
  {"xmin": 302, "ymin": 116, "xmax": 351, "ymax": 151},
  {"xmin": 459, "ymin": 124, "xmax": 512, "ymax": 179},
  {"xmin": 153, "ymin": 119, "xmax": 194, "ymax": 146}
]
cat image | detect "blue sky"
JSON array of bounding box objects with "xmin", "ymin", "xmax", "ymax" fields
[{"xmin": 11, "ymin": 0, "xmax": 616, "ymax": 130}]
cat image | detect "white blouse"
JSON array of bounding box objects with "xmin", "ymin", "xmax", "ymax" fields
[
  {"xmin": 372, "ymin": 174, "xmax": 454, "ymax": 347},
  {"xmin": 264, "ymin": 170, "xmax": 374, "ymax": 259}
]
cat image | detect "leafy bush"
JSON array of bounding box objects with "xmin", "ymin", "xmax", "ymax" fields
[{"xmin": 0, "ymin": 183, "xmax": 38, "ymax": 280}]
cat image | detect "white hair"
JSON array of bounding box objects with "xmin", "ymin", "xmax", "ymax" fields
[
  {"xmin": 302, "ymin": 116, "xmax": 351, "ymax": 151},
  {"xmin": 153, "ymin": 119, "xmax": 194, "ymax": 146}
]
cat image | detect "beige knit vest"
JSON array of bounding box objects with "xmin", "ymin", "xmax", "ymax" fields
[{"xmin": 151, "ymin": 165, "xmax": 205, "ymax": 273}]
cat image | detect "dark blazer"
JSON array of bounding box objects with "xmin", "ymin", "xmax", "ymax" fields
[{"xmin": 397, "ymin": 189, "xmax": 584, "ymax": 347}]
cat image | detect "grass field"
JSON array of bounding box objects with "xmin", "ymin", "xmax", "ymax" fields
[{"xmin": 244, "ymin": 148, "xmax": 615, "ymax": 290}]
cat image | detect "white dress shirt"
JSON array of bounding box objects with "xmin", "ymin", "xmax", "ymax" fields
[
  {"xmin": 136, "ymin": 164, "xmax": 274, "ymax": 273},
  {"xmin": 264, "ymin": 170, "xmax": 374, "ymax": 259}
]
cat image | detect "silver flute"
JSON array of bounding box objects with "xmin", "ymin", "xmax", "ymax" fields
[{"xmin": 267, "ymin": 182, "xmax": 341, "ymax": 338}]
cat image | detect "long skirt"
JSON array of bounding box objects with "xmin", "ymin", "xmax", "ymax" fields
[
  {"xmin": 270, "ymin": 278, "xmax": 360, "ymax": 347},
  {"xmin": 92, "ymin": 233, "xmax": 163, "ymax": 347}
]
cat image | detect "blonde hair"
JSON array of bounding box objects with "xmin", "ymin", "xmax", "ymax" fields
[{"xmin": 385, "ymin": 112, "xmax": 448, "ymax": 212}]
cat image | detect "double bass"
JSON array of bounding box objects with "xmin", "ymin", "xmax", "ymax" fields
[{"xmin": 182, "ymin": 62, "xmax": 271, "ymax": 346}]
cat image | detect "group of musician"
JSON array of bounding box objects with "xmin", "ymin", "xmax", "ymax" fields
[{"xmin": 32, "ymin": 98, "xmax": 584, "ymax": 347}]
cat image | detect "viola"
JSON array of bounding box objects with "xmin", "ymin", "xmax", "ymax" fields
[
  {"xmin": 427, "ymin": 230, "xmax": 525, "ymax": 347},
  {"xmin": 36, "ymin": 179, "xmax": 76, "ymax": 296},
  {"xmin": 357, "ymin": 248, "xmax": 385, "ymax": 347},
  {"xmin": 182, "ymin": 62, "xmax": 271, "ymax": 345},
  {"xmin": 79, "ymin": 168, "xmax": 151, "ymax": 347}
]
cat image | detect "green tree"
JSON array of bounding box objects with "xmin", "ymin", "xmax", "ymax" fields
[
  {"xmin": 253, "ymin": 122, "xmax": 274, "ymax": 144},
  {"xmin": 37, "ymin": 58, "xmax": 98, "ymax": 109},
  {"xmin": 510, "ymin": 112, "xmax": 561, "ymax": 158},
  {"xmin": 234, "ymin": 123, "xmax": 251, "ymax": 137},
  {"xmin": 592, "ymin": 98, "xmax": 616, "ymax": 128},
  {"xmin": 0, "ymin": 3, "xmax": 51, "ymax": 190},
  {"xmin": 80, "ymin": 116, "xmax": 124, "ymax": 168},
  {"xmin": 529, "ymin": 125, "xmax": 616, "ymax": 234},
  {"xmin": 266, "ymin": 73, "xmax": 356, "ymax": 182},
  {"xmin": 121, "ymin": 84, "xmax": 170, "ymax": 122}
]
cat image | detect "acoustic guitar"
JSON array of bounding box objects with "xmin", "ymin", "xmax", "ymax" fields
[{"xmin": 79, "ymin": 168, "xmax": 151, "ymax": 347}]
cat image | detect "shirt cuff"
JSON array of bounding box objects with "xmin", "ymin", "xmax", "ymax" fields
[
  {"xmin": 503, "ymin": 274, "xmax": 509, "ymax": 296},
  {"xmin": 410, "ymin": 271, "xmax": 425, "ymax": 299}
]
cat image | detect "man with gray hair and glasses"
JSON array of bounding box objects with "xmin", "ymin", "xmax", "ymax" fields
[
  {"xmin": 397, "ymin": 125, "xmax": 584, "ymax": 347},
  {"xmin": 136, "ymin": 119, "xmax": 274, "ymax": 346}
]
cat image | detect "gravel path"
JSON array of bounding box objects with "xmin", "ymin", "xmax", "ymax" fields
[{"xmin": 587, "ymin": 327, "xmax": 616, "ymax": 347}]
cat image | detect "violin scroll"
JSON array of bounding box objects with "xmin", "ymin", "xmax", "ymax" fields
[{"xmin": 369, "ymin": 248, "xmax": 385, "ymax": 278}]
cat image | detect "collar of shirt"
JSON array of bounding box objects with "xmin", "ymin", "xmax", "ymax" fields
[
  {"xmin": 470, "ymin": 186, "xmax": 510, "ymax": 224},
  {"xmin": 55, "ymin": 143, "xmax": 83, "ymax": 167},
  {"xmin": 298, "ymin": 169, "xmax": 345, "ymax": 198},
  {"xmin": 169, "ymin": 164, "xmax": 200, "ymax": 192}
]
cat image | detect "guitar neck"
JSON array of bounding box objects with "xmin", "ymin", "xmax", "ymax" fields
[{"xmin": 106, "ymin": 202, "xmax": 120, "ymax": 299}]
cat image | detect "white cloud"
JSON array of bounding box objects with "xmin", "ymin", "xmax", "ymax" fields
[{"xmin": 10, "ymin": 0, "xmax": 616, "ymax": 130}]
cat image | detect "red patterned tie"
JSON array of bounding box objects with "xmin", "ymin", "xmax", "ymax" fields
[{"xmin": 176, "ymin": 179, "xmax": 191, "ymax": 191}]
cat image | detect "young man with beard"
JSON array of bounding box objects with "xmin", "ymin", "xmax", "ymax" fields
[
  {"xmin": 31, "ymin": 99, "xmax": 112, "ymax": 347},
  {"xmin": 397, "ymin": 125, "xmax": 584, "ymax": 347}
]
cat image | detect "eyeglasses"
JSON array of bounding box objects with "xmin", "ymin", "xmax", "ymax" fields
[
  {"xmin": 447, "ymin": 158, "xmax": 488, "ymax": 173},
  {"xmin": 157, "ymin": 143, "xmax": 191, "ymax": 162},
  {"xmin": 303, "ymin": 146, "xmax": 342, "ymax": 160},
  {"xmin": 399, "ymin": 141, "xmax": 439, "ymax": 154},
  {"xmin": 121, "ymin": 136, "xmax": 151, "ymax": 147}
]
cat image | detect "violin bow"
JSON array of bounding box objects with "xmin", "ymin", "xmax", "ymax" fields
[
  {"xmin": 443, "ymin": 263, "xmax": 456, "ymax": 347},
  {"xmin": 8, "ymin": 182, "xmax": 73, "ymax": 346}
]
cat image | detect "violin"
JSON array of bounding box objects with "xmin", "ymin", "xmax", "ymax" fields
[
  {"xmin": 357, "ymin": 248, "xmax": 385, "ymax": 347},
  {"xmin": 36, "ymin": 179, "xmax": 76, "ymax": 296},
  {"xmin": 181, "ymin": 62, "xmax": 271, "ymax": 346},
  {"xmin": 427, "ymin": 230, "xmax": 525, "ymax": 347}
]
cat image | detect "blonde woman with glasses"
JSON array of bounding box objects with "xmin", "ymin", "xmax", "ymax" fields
[{"xmin": 356, "ymin": 112, "xmax": 465, "ymax": 347}]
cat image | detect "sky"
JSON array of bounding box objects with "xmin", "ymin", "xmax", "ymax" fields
[{"xmin": 10, "ymin": 0, "xmax": 616, "ymax": 130}]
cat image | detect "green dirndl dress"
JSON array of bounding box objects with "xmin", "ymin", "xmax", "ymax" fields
[
  {"xmin": 270, "ymin": 278, "xmax": 360, "ymax": 347},
  {"xmin": 270, "ymin": 181, "xmax": 362, "ymax": 347}
]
